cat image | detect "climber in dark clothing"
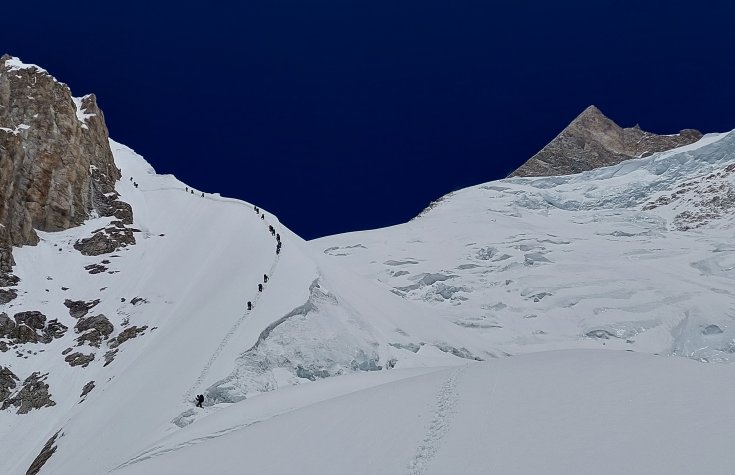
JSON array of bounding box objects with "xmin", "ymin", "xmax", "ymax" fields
[
  {"xmin": 276, "ymin": 233, "xmax": 280, "ymax": 242},
  {"xmin": 263, "ymin": 274, "xmax": 268, "ymax": 283},
  {"xmin": 247, "ymin": 301, "xmax": 252, "ymax": 311},
  {"xmin": 195, "ymin": 394, "xmax": 204, "ymax": 408},
  {"xmin": 258, "ymin": 284, "xmax": 263, "ymax": 292},
  {"xmin": 201, "ymin": 192, "xmax": 204, "ymax": 197},
  {"xmin": 261, "ymin": 214, "xmax": 265, "ymax": 220}
]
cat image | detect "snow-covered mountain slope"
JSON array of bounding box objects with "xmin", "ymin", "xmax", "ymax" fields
[
  {"xmin": 110, "ymin": 350, "xmax": 735, "ymax": 475},
  {"xmin": 1, "ymin": 141, "xmax": 490, "ymax": 474},
  {"xmin": 313, "ymin": 131, "xmax": 735, "ymax": 362},
  {"xmin": 2, "ymin": 57, "xmax": 734, "ymax": 475}
]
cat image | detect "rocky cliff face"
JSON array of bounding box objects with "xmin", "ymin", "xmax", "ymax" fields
[
  {"xmin": 0, "ymin": 55, "xmax": 126, "ymax": 297},
  {"xmin": 510, "ymin": 105, "xmax": 702, "ymax": 177},
  {"xmin": 0, "ymin": 55, "xmax": 121, "ymax": 268}
]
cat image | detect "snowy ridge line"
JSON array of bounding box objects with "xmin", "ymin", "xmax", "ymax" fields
[
  {"xmin": 182, "ymin": 219, "xmax": 281, "ymax": 403},
  {"xmin": 406, "ymin": 366, "xmax": 464, "ymax": 475},
  {"xmin": 139, "ymin": 186, "xmax": 266, "ymax": 213}
]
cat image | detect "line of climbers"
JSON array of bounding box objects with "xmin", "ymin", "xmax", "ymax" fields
[
  {"xmin": 191, "ymin": 202, "xmax": 283, "ymax": 409},
  {"xmin": 244, "ymin": 204, "xmax": 282, "ymax": 314},
  {"xmin": 182, "ymin": 186, "xmax": 205, "ymax": 197}
]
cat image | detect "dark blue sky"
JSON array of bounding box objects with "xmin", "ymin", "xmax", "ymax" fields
[{"xmin": 4, "ymin": 1, "xmax": 734, "ymax": 239}]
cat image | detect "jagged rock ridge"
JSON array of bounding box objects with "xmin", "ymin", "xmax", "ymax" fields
[{"xmin": 510, "ymin": 105, "xmax": 703, "ymax": 177}]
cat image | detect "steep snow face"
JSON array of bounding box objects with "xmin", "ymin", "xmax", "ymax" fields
[
  {"xmin": 313, "ymin": 131, "xmax": 735, "ymax": 362},
  {"xmin": 0, "ymin": 140, "xmax": 488, "ymax": 475}
]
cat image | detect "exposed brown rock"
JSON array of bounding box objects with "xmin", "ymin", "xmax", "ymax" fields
[
  {"xmin": 1, "ymin": 371, "xmax": 55, "ymax": 413},
  {"xmin": 84, "ymin": 263, "xmax": 108, "ymax": 274},
  {"xmin": 13, "ymin": 311, "xmax": 46, "ymax": 329},
  {"xmin": 76, "ymin": 330, "xmax": 103, "ymax": 347},
  {"xmin": 0, "ymin": 54, "xmax": 130, "ymax": 272},
  {"xmin": 64, "ymin": 352, "xmax": 95, "ymax": 368},
  {"xmin": 1, "ymin": 311, "xmax": 66, "ymax": 347},
  {"xmin": 0, "ymin": 288, "xmax": 17, "ymax": 304},
  {"xmin": 80, "ymin": 380, "xmax": 95, "ymax": 399},
  {"xmin": 75, "ymin": 314, "xmax": 113, "ymax": 338},
  {"xmin": 74, "ymin": 222, "xmax": 136, "ymax": 256},
  {"xmin": 0, "ymin": 366, "xmax": 19, "ymax": 402},
  {"xmin": 109, "ymin": 325, "xmax": 148, "ymax": 349},
  {"xmin": 510, "ymin": 105, "xmax": 703, "ymax": 177},
  {"xmin": 15, "ymin": 324, "xmax": 39, "ymax": 344},
  {"xmin": 0, "ymin": 312, "xmax": 16, "ymax": 338},
  {"xmin": 40, "ymin": 319, "xmax": 68, "ymax": 343},
  {"xmin": 63, "ymin": 298, "xmax": 100, "ymax": 319},
  {"xmin": 103, "ymin": 349, "xmax": 118, "ymax": 366},
  {"xmin": 26, "ymin": 430, "xmax": 61, "ymax": 475}
]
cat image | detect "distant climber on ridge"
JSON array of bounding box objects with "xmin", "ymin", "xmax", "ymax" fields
[
  {"xmin": 195, "ymin": 394, "xmax": 204, "ymax": 408},
  {"xmin": 263, "ymin": 274, "xmax": 268, "ymax": 283},
  {"xmin": 247, "ymin": 301, "xmax": 252, "ymax": 311},
  {"xmin": 258, "ymin": 284, "xmax": 263, "ymax": 292}
]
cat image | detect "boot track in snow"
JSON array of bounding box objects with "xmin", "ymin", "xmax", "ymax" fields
[{"xmin": 405, "ymin": 365, "xmax": 464, "ymax": 475}]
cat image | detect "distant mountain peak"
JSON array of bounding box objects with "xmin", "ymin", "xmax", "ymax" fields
[{"xmin": 510, "ymin": 105, "xmax": 703, "ymax": 177}]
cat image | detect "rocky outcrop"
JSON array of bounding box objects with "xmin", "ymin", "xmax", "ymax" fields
[
  {"xmin": 65, "ymin": 352, "xmax": 95, "ymax": 368},
  {"xmin": 644, "ymin": 162, "xmax": 735, "ymax": 231},
  {"xmin": 0, "ymin": 366, "xmax": 19, "ymax": 402},
  {"xmin": 0, "ymin": 312, "xmax": 67, "ymax": 348},
  {"xmin": 80, "ymin": 381, "xmax": 95, "ymax": 399},
  {"xmin": 0, "ymin": 313, "xmax": 15, "ymax": 338},
  {"xmin": 74, "ymin": 221, "xmax": 137, "ymax": 256},
  {"xmin": 0, "ymin": 271, "xmax": 19, "ymax": 304},
  {"xmin": 75, "ymin": 314, "xmax": 113, "ymax": 337},
  {"xmin": 14, "ymin": 311, "xmax": 46, "ymax": 329},
  {"xmin": 41, "ymin": 319, "xmax": 68, "ymax": 343},
  {"xmin": 0, "ymin": 288, "xmax": 17, "ymax": 304},
  {"xmin": 75, "ymin": 314, "xmax": 113, "ymax": 347},
  {"xmin": 0, "ymin": 55, "xmax": 131, "ymax": 276},
  {"xmin": 1, "ymin": 371, "xmax": 55, "ymax": 414},
  {"xmin": 108, "ymin": 325, "xmax": 148, "ymax": 349},
  {"xmin": 64, "ymin": 298, "xmax": 100, "ymax": 319},
  {"xmin": 26, "ymin": 430, "xmax": 61, "ymax": 475},
  {"xmin": 510, "ymin": 105, "xmax": 702, "ymax": 177}
]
